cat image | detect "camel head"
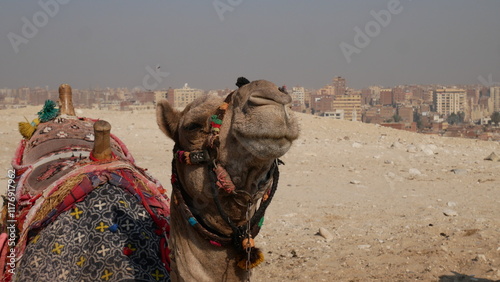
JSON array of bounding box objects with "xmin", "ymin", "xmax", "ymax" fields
[{"xmin": 156, "ymin": 78, "xmax": 298, "ymax": 276}]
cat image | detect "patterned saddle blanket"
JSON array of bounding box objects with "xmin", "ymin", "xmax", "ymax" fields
[{"xmin": 1, "ymin": 116, "xmax": 171, "ymax": 281}]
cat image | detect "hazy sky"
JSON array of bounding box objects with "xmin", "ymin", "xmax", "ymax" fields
[{"xmin": 1, "ymin": 0, "xmax": 499, "ymax": 90}]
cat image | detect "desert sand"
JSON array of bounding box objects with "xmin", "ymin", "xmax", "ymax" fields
[{"xmin": 1, "ymin": 106, "xmax": 499, "ymax": 281}]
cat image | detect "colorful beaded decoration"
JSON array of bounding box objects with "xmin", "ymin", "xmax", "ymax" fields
[{"xmin": 208, "ymin": 101, "xmax": 229, "ymax": 148}]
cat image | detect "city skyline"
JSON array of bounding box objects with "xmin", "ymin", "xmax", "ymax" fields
[{"xmin": 1, "ymin": 1, "xmax": 499, "ymax": 90}]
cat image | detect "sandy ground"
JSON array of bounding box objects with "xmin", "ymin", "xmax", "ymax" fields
[{"xmin": 1, "ymin": 106, "xmax": 499, "ymax": 281}]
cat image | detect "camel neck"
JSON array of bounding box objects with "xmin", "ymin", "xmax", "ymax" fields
[{"xmin": 168, "ymin": 202, "xmax": 248, "ymax": 281}]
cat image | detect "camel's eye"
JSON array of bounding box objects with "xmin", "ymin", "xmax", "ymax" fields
[{"xmin": 183, "ymin": 123, "xmax": 203, "ymax": 131}]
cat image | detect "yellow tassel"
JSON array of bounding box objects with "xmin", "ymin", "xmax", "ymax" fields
[
  {"xmin": 237, "ymin": 247, "xmax": 264, "ymax": 270},
  {"xmin": 19, "ymin": 118, "xmax": 40, "ymax": 139}
]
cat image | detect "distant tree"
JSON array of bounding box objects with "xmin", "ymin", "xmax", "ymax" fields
[
  {"xmin": 393, "ymin": 114, "xmax": 402, "ymax": 123},
  {"xmin": 447, "ymin": 113, "xmax": 459, "ymax": 125},
  {"xmin": 491, "ymin": 111, "xmax": 500, "ymax": 126},
  {"xmin": 457, "ymin": 111, "xmax": 466, "ymax": 124},
  {"xmin": 416, "ymin": 120, "xmax": 423, "ymax": 130},
  {"xmin": 413, "ymin": 111, "xmax": 420, "ymax": 123},
  {"xmin": 413, "ymin": 112, "xmax": 423, "ymax": 130}
]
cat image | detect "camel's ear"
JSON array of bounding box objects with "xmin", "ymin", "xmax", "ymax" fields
[{"xmin": 156, "ymin": 100, "xmax": 180, "ymax": 141}]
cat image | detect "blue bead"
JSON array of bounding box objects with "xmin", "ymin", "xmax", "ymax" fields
[{"xmin": 188, "ymin": 217, "xmax": 197, "ymax": 226}]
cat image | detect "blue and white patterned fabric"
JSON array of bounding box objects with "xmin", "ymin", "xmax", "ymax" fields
[{"xmin": 15, "ymin": 183, "xmax": 170, "ymax": 281}]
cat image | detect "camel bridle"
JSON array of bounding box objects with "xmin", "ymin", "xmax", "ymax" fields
[{"xmin": 170, "ymin": 91, "xmax": 282, "ymax": 270}]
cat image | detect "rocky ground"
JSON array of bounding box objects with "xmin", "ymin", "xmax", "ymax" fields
[{"xmin": 1, "ymin": 106, "xmax": 499, "ymax": 281}]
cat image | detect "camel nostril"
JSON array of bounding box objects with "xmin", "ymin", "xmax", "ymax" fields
[{"xmin": 284, "ymin": 104, "xmax": 291, "ymax": 119}]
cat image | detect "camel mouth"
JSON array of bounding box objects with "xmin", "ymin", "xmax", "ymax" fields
[
  {"xmin": 233, "ymin": 132, "xmax": 294, "ymax": 160},
  {"xmin": 247, "ymin": 95, "xmax": 284, "ymax": 108},
  {"xmin": 231, "ymin": 102, "xmax": 299, "ymax": 160}
]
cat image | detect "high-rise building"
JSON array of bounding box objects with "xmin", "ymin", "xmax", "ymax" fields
[
  {"xmin": 433, "ymin": 88, "xmax": 467, "ymax": 116},
  {"xmin": 173, "ymin": 83, "xmax": 204, "ymax": 109},
  {"xmin": 467, "ymin": 88, "xmax": 480, "ymax": 105},
  {"xmin": 491, "ymin": 86, "xmax": 500, "ymax": 112},
  {"xmin": 393, "ymin": 88, "xmax": 406, "ymax": 104},
  {"xmin": 360, "ymin": 88, "xmax": 372, "ymax": 105},
  {"xmin": 291, "ymin": 87, "xmax": 305, "ymax": 105},
  {"xmin": 368, "ymin": 85, "xmax": 382, "ymax": 100},
  {"xmin": 154, "ymin": 90, "xmax": 168, "ymax": 103},
  {"xmin": 318, "ymin": 85, "xmax": 335, "ymax": 96},
  {"xmin": 310, "ymin": 95, "xmax": 334, "ymax": 113},
  {"xmin": 154, "ymin": 88, "xmax": 174, "ymax": 104},
  {"xmin": 423, "ymin": 90, "xmax": 434, "ymax": 103},
  {"xmin": 410, "ymin": 87, "xmax": 424, "ymax": 100},
  {"xmin": 333, "ymin": 76, "xmax": 346, "ymax": 96},
  {"xmin": 291, "ymin": 86, "xmax": 306, "ymax": 111},
  {"xmin": 380, "ymin": 89, "xmax": 393, "ymax": 106},
  {"xmin": 332, "ymin": 94, "xmax": 361, "ymax": 121}
]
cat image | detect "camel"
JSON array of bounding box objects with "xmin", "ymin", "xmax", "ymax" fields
[
  {"xmin": 1, "ymin": 85, "xmax": 171, "ymax": 281},
  {"xmin": 156, "ymin": 78, "xmax": 299, "ymax": 281}
]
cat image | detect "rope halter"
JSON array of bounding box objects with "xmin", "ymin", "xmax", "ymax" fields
[{"xmin": 170, "ymin": 91, "xmax": 282, "ymax": 270}]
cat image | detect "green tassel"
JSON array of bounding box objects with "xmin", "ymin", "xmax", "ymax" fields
[
  {"xmin": 37, "ymin": 100, "xmax": 59, "ymax": 122},
  {"xmin": 258, "ymin": 217, "xmax": 264, "ymax": 228},
  {"xmin": 211, "ymin": 115, "xmax": 222, "ymax": 125}
]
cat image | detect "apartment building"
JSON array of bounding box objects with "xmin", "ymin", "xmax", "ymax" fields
[
  {"xmin": 173, "ymin": 83, "xmax": 204, "ymax": 109},
  {"xmin": 332, "ymin": 94, "xmax": 361, "ymax": 121},
  {"xmin": 491, "ymin": 86, "xmax": 500, "ymax": 112},
  {"xmin": 433, "ymin": 88, "xmax": 467, "ymax": 116}
]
